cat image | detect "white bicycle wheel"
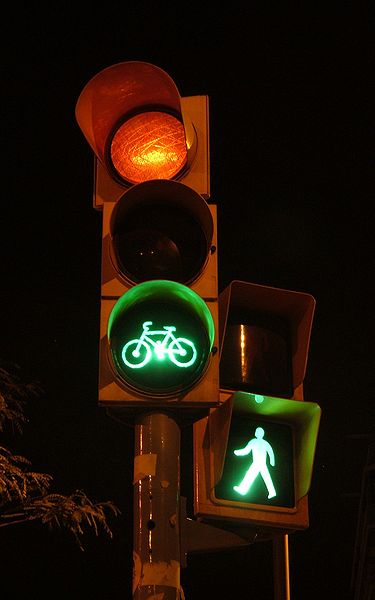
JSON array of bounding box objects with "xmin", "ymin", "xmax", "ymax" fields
[
  {"xmin": 122, "ymin": 339, "xmax": 151, "ymax": 368},
  {"xmin": 168, "ymin": 337, "xmax": 197, "ymax": 368}
]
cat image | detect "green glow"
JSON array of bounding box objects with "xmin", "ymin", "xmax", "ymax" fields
[
  {"xmin": 122, "ymin": 320, "xmax": 197, "ymax": 368},
  {"xmin": 233, "ymin": 426, "xmax": 277, "ymax": 499},
  {"xmin": 213, "ymin": 392, "xmax": 321, "ymax": 508},
  {"xmin": 254, "ymin": 394, "xmax": 265, "ymax": 404},
  {"xmin": 107, "ymin": 280, "xmax": 214, "ymax": 396}
]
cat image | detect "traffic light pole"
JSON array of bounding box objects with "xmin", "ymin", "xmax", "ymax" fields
[
  {"xmin": 75, "ymin": 61, "xmax": 319, "ymax": 599},
  {"xmin": 133, "ymin": 412, "xmax": 181, "ymax": 599},
  {"xmin": 273, "ymin": 534, "xmax": 290, "ymax": 600}
]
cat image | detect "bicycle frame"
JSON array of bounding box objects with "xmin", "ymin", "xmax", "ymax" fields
[
  {"xmin": 121, "ymin": 321, "xmax": 197, "ymax": 369},
  {"xmin": 135, "ymin": 321, "xmax": 186, "ymax": 359}
]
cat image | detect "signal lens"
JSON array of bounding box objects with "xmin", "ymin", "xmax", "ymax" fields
[
  {"xmin": 107, "ymin": 280, "xmax": 215, "ymax": 396},
  {"xmin": 110, "ymin": 111, "xmax": 187, "ymax": 184},
  {"xmin": 113, "ymin": 202, "xmax": 207, "ymax": 284},
  {"xmin": 214, "ymin": 414, "xmax": 295, "ymax": 508},
  {"xmin": 220, "ymin": 317, "xmax": 293, "ymax": 398},
  {"xmin": 110, "ymin": 179, "xmax": 213, "ymax": 286}
]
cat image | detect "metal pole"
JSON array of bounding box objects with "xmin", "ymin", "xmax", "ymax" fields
[
  {"xmin": 273, "ymin": 534, "xmax": 290, "ymax": 600},
  {"xmin": 132, "ymin": 412, "xmax": 181, "ymax": 599}
]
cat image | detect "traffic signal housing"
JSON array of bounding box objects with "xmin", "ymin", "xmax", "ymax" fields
[
  {"xmin": 75, "ymin": 61, "xmax": 219, "ymax": 411},
  {"xmin": 219, "ymin": 280, "xmax": 316, "ymax": 401},
  {"xmin": 193, "ymin": 280, "xmax": 321, "ymax": 535}
]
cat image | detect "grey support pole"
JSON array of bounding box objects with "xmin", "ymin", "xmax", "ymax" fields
[{"xmin": 132, "ymin": 412, "xmax": 181, "ymax": 599}]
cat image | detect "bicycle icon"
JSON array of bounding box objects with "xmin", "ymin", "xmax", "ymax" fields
[{"xmin": 121, "ymin": 321, "xmax": 197, "ymax": 369}]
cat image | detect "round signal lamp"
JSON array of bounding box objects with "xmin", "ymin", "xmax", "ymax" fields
[{"xmin": 110, "ymin": 111, "xmax": 187, "ymax": 184}]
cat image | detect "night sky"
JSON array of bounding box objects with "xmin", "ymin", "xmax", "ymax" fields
[{"xmin": 1, "ymin": 6, "xmax": 373, "ymax": 599}]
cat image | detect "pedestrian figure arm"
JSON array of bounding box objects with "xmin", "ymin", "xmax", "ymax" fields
[
  {"xmin": 234, "ymin": 441, "xmax": 253, "ymax": 456},
  {"xmin": 266, "ymin": 443, "xmax": 275, "ymax": 466}
]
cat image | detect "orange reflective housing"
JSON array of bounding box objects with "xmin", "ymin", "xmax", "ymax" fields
[{"xmin": 75, "ymin": 61, "xmax": 189, "ymax": 185}]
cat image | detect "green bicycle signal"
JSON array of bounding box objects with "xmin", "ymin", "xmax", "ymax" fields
[
  {"xmin": 107, "ymin": 280, "xmax": 215, "ymax": 397},
  {"xmin": 122, "ymin": 321, "xmax": 197, "ymax": 369}
]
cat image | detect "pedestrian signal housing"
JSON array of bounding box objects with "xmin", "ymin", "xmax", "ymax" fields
[
  {"xmin": 193, "ymin": 279, "xmax": 321, "ymax": 534},
  {"xmin": 194, "ymin": 391, "xmax": 321, "ymax": 533},
  {"xmin": 219, "ymin": 280, "xmax": 316, "ymax": 400}
]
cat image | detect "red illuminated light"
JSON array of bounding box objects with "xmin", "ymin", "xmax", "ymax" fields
[
  {"xmin": 110, "ymin": 111, "xmax": 187, "ymax": 184},
  {"xmin": 75, "ymin": 61, "xmax": 192, "ymax": 187}
]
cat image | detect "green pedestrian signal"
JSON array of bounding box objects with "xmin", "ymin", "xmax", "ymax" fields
[
  {"xmin": 233, "ymin": 426, "xmax": 277, "ymax": 499},
  {"xmin": 194, "ymin": 390, "xmax": 321, "ymax": 533},
  {"xmin": 215, "ymin": 415, "xmax": 295, "ymax": 508}
]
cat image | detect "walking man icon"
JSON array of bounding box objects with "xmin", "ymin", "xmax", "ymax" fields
[{"xmin": 233, "ymin": 427, "xmax": 277, "ymax": 499}]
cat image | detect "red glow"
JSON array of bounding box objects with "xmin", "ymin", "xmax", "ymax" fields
[{"xmin": 110, "ymin": 111, "xmax": 187, "ymax": 184}]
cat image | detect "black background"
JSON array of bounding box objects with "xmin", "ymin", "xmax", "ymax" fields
[{"xmin": 1, "ymin": 5, "xmax": 373, "ymax": 599}]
